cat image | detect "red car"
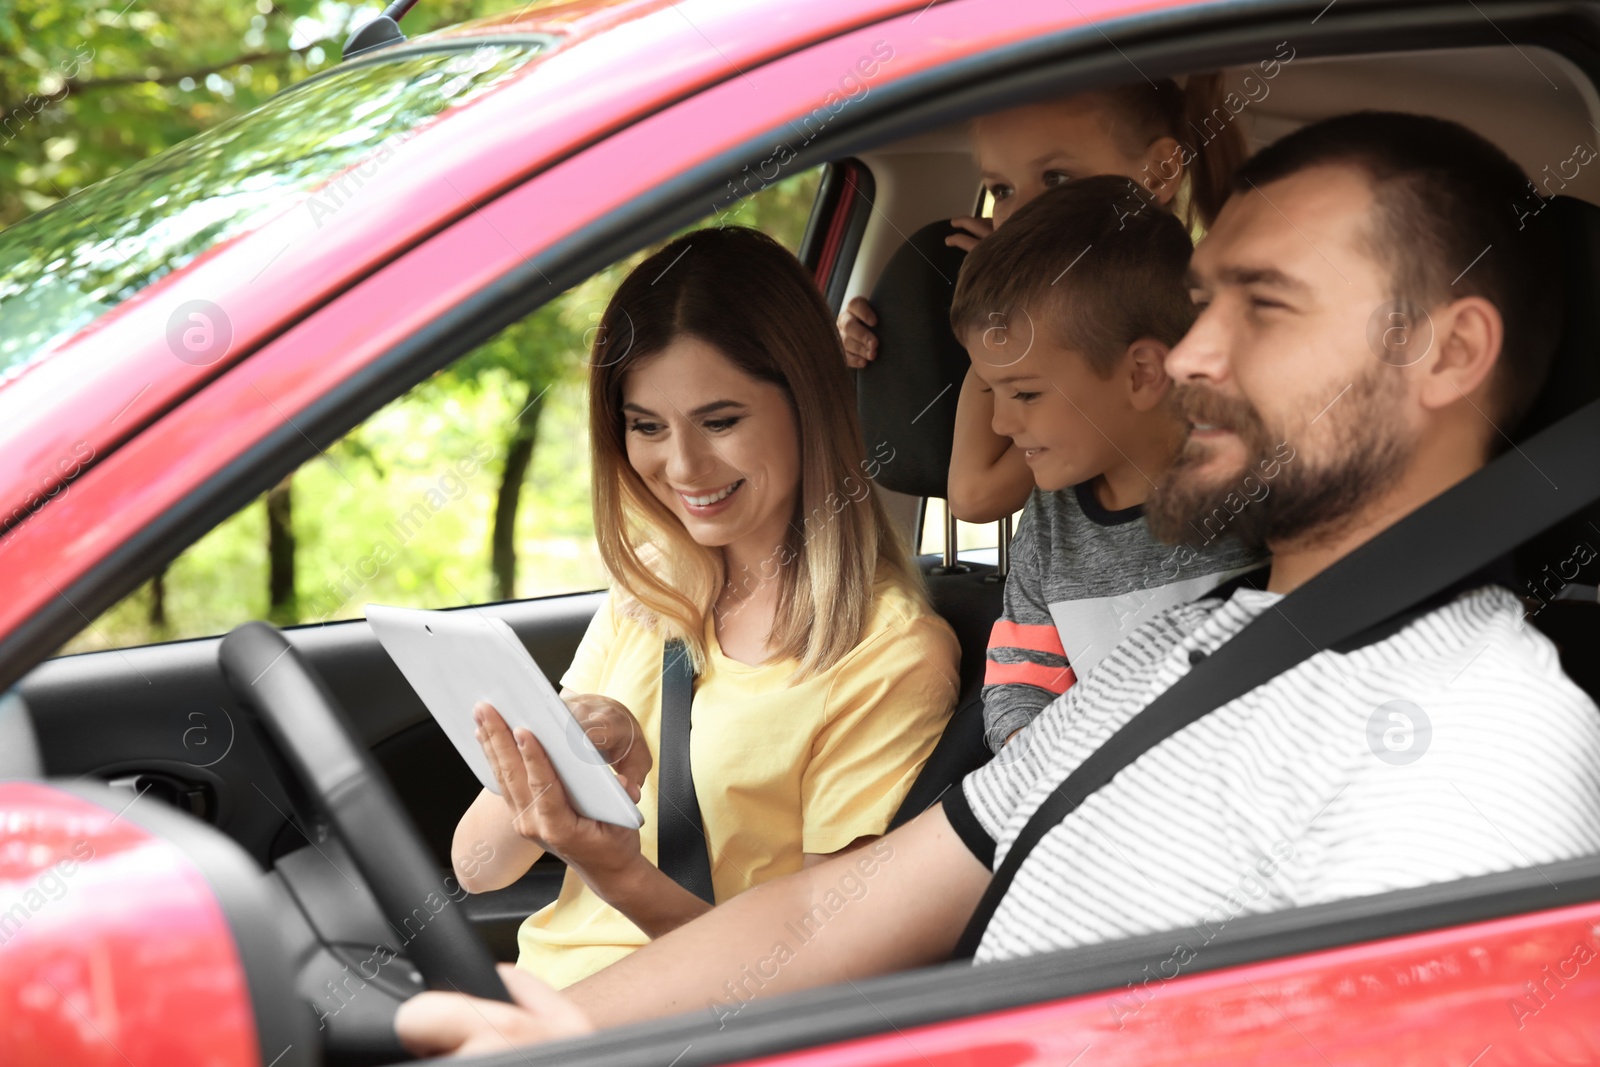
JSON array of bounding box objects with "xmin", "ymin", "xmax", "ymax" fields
[{"xmin": 3, "ymin": 0, "xmax": 1600, "ymax": 1063}]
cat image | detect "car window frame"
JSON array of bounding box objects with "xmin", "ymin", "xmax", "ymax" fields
[{"xmin": 6, "ymin": 2, "xmax": 1600, "ymax": 1059}]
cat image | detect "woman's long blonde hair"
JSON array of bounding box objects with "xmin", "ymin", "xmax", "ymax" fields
[{"xmin": 588, "ymin": 226, "xmax": 924, "ymax": 677}]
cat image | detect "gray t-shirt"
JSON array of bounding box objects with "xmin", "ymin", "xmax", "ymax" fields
[{"xmin": 982, "ymin": 483, "xmax": 1262, "ymax": 751}]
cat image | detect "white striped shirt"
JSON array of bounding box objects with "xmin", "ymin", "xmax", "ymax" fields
[{"xmin": 947, "ymin": 583, "xmax": 1600, "ymax": 964}]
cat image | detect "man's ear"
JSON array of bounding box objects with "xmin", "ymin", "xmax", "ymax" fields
[
  {"xmin": 1139, "ymin": 136, "xmax": 1184, "ymax": 207},
  {"xmin": 1125, "ymin": 337, "xmax": 1172, "ymax": 411},
  {"xmin": 1417, "ymin": 295, "xmax": 1503, "ymax": 413}
]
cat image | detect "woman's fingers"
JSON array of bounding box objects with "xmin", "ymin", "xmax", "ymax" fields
[
  {"xmin": 513, "ymin": 728, "xmax": 571, "ymax": 827},
  {"xmin": 565, "ymin": 694, "xmax": 651, "ymax": 792},
  {"xmin": 476, "ymin": 702, "xmax": 533, "ymax": 815}
]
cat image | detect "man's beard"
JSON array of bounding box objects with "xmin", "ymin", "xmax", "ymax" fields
[{"xmin": 1146, "ymin": 367, "xmax": 1413, "ymax": 553}]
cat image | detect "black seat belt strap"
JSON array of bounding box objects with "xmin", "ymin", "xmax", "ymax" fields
[
  {"xmin": 656, "ymin": 638, "xmax": 715, "ymax": 903},
  {"xmin": 953, "ymin": 393, "xmax": 1600, "ymax": 959},
  {"xmin": 951, "ymin": 625, "xmax": 1278, "ymax": 959}
]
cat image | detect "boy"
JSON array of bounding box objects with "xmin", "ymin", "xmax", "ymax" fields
[{"xmin": 949, "ymin": 177, "xmax": 1264, "ymax": 751}]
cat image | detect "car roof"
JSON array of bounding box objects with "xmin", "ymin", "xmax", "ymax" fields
[{"xmin": 0, "ymin": 0, "xmax": 962, "ymax": 535}]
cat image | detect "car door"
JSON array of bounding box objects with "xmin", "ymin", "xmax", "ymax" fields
[
  {"xmin": 10, "ymin": 0, "xmax": 1600, "ymax": 1064},
  {"xmin": 18, "ymin": 156, "xmax": 858, "ymax": 959}
]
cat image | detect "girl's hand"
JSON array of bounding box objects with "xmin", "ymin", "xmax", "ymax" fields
[
  {"xmin": 473, "ymin": 701, "xmax": 643, "ymax": 884},
  {"xmin": 945, "ymin": 215, "xmax": 994, "ymax": 253},
  {"xmin": 837, "ymin": 296, "xmax": 880, "ymax": 369}
]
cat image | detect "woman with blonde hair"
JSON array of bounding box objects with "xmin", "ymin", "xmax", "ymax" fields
[{"xmin": 453, "ymin": 226, "xmax": 960, "ymax": 989}]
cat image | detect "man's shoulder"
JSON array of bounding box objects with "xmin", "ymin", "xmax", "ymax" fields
[
  {"xmin": 1395, "ymin": 584, "xmax": 1596, "ymax": 710},
  {"xmin": 1389, "ymin": 584, "xmax": 1562, "ymax": 667}
]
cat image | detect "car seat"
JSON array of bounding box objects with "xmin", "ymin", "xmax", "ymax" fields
[
  {"xmin": 856, "ymin": 220, "xmax": 1004, "ymax": 828},
  {"xmin": 1515, "ymin": 196, "xmax": 1600, "ymax": 700}
]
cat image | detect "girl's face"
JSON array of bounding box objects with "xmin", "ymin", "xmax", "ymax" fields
[
  {"xmin": 621, "ymin": 336, "xmax": 801, "ymax": 557},
  {"xmin": 975, "ymin": 97, "xmax": 1180, "ymax": 228}
]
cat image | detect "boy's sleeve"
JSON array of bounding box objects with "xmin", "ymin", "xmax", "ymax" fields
[
  {"xmin": 558, "ymin": 591, "xmax": 619, "ymax": 694},
  {"xmin": 981, "ymin": 500, "xmax": 1075, "ymax": 752},
  {"xmin": 799, "ymin": 613, "xmax": 960, "ymax": 854}
]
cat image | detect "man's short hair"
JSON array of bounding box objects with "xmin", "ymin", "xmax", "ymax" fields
[
  {"xmin": 1231, "ymin": 110, "xmax": 1563, "ymax": 431},
  {"xmin": 949, "ymin": 176, "xmax": 1196, "ymax": 377}
]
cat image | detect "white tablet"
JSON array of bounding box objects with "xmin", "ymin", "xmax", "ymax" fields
[{"xmin": 365, "ymin": 604, "xmax": 643, "ymax": 829}]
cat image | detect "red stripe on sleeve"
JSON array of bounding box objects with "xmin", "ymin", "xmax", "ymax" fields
[
  {"xmin": 983, "ymin": 660, "xmax": 1077, "ymax": 694},
  {"xmin": 988, "ymin": 620, "xmax": 1066, "ymax": 656}
]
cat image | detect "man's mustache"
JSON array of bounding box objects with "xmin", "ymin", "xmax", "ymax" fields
[{"xmin": 1171, "ymin": 385, "xmax": 1265, "ymax": 438}]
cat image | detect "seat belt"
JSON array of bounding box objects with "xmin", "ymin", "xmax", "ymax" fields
[
  {"xmin": 953, "ymin": 393, "xmax": 1600, "ymax": 960},
  {"xmin": 656, "ymin": 638, "xmax": 715, "ymax": 903}
]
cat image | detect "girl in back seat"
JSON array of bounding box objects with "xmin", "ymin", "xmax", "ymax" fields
[{"xmin": 838, "ymin": 74, "xmax": 1250, "ymax": 522}]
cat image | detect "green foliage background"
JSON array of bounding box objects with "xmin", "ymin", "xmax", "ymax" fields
[{"xmin": 0, "ymin": 0, "xmax": 820, "ymax": 653}]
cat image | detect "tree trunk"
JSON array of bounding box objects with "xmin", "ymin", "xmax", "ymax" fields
[
  {"xmin": 266, "ymin": 474, "xmax": 297, "ymax": 624},
  {"xmin": 149, "ymin": 565, "xmax": 167, "ymax": 629},
  {"xmin": 491, "ymin": 383, "xmax": 548, "ymax": 601}
]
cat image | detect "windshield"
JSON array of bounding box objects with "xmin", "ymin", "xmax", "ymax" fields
[{"xmin": 0, "ymin": 40, "xmax": 548, "ymax": 383}]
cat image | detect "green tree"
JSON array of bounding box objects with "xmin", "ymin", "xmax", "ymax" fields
[
  {"xmin": 0, "ymin": 0, "xmax": 519, "ymax": 228},
  {"xmin": 424, "ymin": 301, "xmax": 583, "ymax": 602}
]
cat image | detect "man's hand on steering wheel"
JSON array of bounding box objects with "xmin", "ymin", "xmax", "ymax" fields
[{"xmin": 396, "ymin": 963, "xmax": 592, "ymax": 1059}]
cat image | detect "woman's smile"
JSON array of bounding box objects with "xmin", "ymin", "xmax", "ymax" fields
[{"xmin": 677, "ymin": 478, "xmax": 746, "ymax": 515}]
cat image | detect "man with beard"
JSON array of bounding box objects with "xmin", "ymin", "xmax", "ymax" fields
[{"xmin": 397, "ymin": 111, "xmax": 1600, "ymax": 1055}]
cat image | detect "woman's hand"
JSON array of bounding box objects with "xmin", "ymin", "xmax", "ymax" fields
[
  {"xmin": 559, "ymin": 692, "xmax": 652, "ymax": 800},
  {"xmin": 475, "ymin": 698, "xmax": 712, "ymax": 937},
  {"xmin": 473, "ymin": 701, "xmax": 644, "ymax": 886},
  {"xmin": 396, "ymin": 963, "xmax": 592, "ymax": 1058},
  {"xmin": 837, "ymin": 296, "xmax": 879, "ymax": 369},
  {"xmin": 945, "ymin": 215, "xmax": 994, "ymax": 253}
]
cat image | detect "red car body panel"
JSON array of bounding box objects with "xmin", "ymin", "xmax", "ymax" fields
[
  {"xmin": 734, "ymin": 903, "xmax": 1600, "ymax": 1066},
  {"xmin": 0, "ymin": 782, "xmax": 258, "ymax": 1067},
  {"xmin": 5, "ymin": 0, "xmax": 1599, "ymax": 1063}
]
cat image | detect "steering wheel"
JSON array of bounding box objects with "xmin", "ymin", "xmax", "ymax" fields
[{"xmin": 219, "ymin": 621, "xmax": 511, "ymax": 1006}]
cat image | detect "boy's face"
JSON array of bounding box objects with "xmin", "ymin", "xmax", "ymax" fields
[{"xmin": 964, "ymin": 324, "xmax": 1126, "ymax": 493}]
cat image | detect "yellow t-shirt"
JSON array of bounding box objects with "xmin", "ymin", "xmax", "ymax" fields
[{"xmin": 515, "ymin": 579, "xmax": 959, "ymax": 988}]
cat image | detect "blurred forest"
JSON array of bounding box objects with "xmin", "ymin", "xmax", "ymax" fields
[{"xmin": 1, "ymin": 0, "xmax": 820, "ymax": 653}]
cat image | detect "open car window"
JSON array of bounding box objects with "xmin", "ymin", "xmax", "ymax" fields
[
  {"xmin": 51, "ymin": 165, "xmax": 824, "ymax": 656},
  {"xmin": 0, "ymin": 40, "xmax": 548, "ymax": 382}
]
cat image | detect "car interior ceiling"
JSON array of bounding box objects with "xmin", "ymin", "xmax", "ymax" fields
[{"xmin": 8, "ymin": 39, "xmax": 1600, "ymax": 1061}]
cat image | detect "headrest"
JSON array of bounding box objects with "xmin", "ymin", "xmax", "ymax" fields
[
  {"xmin": 1513, "ymin": 196, "xmax": 1600, "ymax": 439},
  {"xmin": 1508, "ymin": 196, "xmax": 1600, "ymax": 593},
  {"xmin": 856, "ymin": 220, "xmax": 970, "ymax": 500},
  {"xmin": 0, "ymin": 689, "xmax": 41, "ymax": 778}
]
